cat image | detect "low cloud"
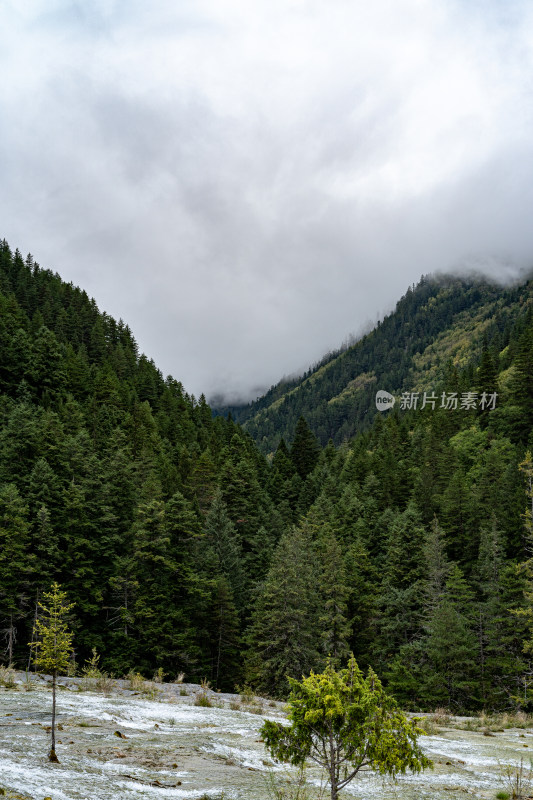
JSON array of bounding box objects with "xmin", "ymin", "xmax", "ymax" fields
[{"xmin": 1, "ymin": 0, "xmax": 533, "ymax": 401}]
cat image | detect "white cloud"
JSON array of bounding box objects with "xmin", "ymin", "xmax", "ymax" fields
[{"xmin": 1, "ymin": 0, "xmax": 532, "ymax": 400}]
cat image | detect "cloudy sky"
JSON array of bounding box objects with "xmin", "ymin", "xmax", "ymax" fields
[{"xmin": 1, "ymin": 1, "xmax": 533, "ymax": 403}]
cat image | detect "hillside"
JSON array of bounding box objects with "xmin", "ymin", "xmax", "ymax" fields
[
  {"xmin": 0, "ymin": 239, "xmax": 281, "ymax": 689},
  {"xmin": 3, "ymin": 237, "xmax": 533, "ymax": 714},
  {"xmin": 220, "ymin": 273, "xmax": 533, "ymax": 453}
]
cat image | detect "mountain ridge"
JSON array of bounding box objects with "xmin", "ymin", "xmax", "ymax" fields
[{"xmin": 214, "ymin": 270, "xmax": 533, "ymax": 453}]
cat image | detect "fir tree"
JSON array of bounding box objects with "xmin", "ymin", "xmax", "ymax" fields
[
  {"xmin": 31, "ymin": 583, "xmax": 74, "ymax": 762},
  {"xmin": 317, "ymin": 530, "xmax": 351, "ymax": 666},
  {"xmin": 290, "ymin": 416, "xmax": 321, "ymax": 480},
  {"xmin": 0, "ymin": 484, "xmax": 33, "ymax": 664},
  {"xmin": 245, "ymin": 526, "xmax": 321, "ymax": 697}
]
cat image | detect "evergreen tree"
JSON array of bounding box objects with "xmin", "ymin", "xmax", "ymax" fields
[
  {"xmin": 424, "ymin": 516, "xmax": 451, "ymax": 610},
  {"xmin": 376, "ymin": 505, "xmax": 427, "ymax": 658},
  {"xmin": 344, "ymin": 535, "xmax": 379, "ymax": 666},
  {"xmin": 317, "ymin": 530, "xmax": 351, "ymax": 666},
  {"xmin": 129, "ymin": 498, "xmax": 180, "ymax": 672},
  {"xmin": 423, "ymin": 565, "xmax": 477, "ymax": 709},
  {"xmin": 208, "ymin": 576, "xmax": 241, "ymax": 690},
  {"xmin": 0, "ymin": 484, "xmax": 33, "ymax": 664},
  {"xmin": 31, "ymin": 583, "xmax": 74, "ymax": 762},
  {"xmin": 290, "ymin": 416, "xmax": 321, "ymax": 480},
  {"xmin": 204, "ymin": 488, "xmax": 245, "ymax": 612},
  {"xmin": 509, "ymin": 319, "xmax": 533, "ymax": 442},
  {"xmin": 245, "ymin": 526, "xmax": 322, "ymax": 697}
]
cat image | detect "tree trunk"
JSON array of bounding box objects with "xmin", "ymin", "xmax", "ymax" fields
[
  {"xmin": 329, "ymin": 727, "xmax": 338, "ymax": 800},
  {"xmin": 49, "ymin": 669, "xmax": 59, "ymax": 762},
  {"xmin": 478, "ymin": 610, "xmax": 486, "ymax": 706},
  {"xmin": 7, "ymin": 614, "xmax": 14, "ymax": 665},
  {"xmin": 27, "ymin": 600, "xmax": 39, "ymax": 673}
]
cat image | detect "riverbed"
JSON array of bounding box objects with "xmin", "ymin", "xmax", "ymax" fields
[{"xmin": 1, "ymin": 675, "xmax": 532, "ymax": 799}]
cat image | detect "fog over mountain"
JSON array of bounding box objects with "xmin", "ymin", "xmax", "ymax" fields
[{"xmin": 1, "ymin": 0, "xmax": 533, "ymax": 401}]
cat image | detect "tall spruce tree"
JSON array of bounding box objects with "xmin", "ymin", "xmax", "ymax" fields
[
  {"xmin": 31, "ymin": 583, "xmax": 74, "ymax": 762},
  {"xmin": 317, "ymin": 529, "xmax": 351, "ymax": 666},
  {"xmin": 423, "ymin": 565, "xmax": 477, "ymax": 709},
  {"xmin": 290, "ymin": 416, "xmax": 321, "ymax": 480},
  {"xmin": 0, "ymin": 484, "xmax": 33, "ymax": 664},
  {"xmin": 245, "ymin": 526, "xmax": 322, "ymax": 697}
]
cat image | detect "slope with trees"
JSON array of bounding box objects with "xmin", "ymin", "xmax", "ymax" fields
[
  {"xmin": 2, "ymin": 237, "xmax": 533, "ymax": 713},
  {"xmin": 220, "ymin": 274, "xmax": 533, "ymax": 453}
]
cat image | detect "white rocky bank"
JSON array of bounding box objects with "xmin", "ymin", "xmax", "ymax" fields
[{"xmin": 1, "ymin": 672, "xmax": 533, "ymax": 799}]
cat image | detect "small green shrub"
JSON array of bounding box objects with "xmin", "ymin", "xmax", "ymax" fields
[
  {"xmin": 81, "ymin": 649, "xmax": 113, "ymax": 692},
  {"xmin": 0, "ymin": 665, "xmax": 17, "ymax": 689},
  {"xmin": 153, "ymin": 667, "xmax": 165, "ymax": 684},
  {"xmin": 237, "ymin": 683, "xmax": 255, "ymax": 704},
  {"xmin": 416, "ymin": 716, "xmax": 439, "ymax": 735},
  {"xmin": 499, "ymin": 757, "xmax": 533, "ymax": 799},
  {"xmin": 21, "ymin": 674, "xmax": 34, "ymax": 692},
  {"xmin": 264, "ymin": 765, "xmax": 325, "ymax": 799},
  {"xmin": 142, "ymin": 684, "xmax": 158, "ymax": 700},
  {"xmin": 195, "ymin": 692, "xmax": 212, "ymax": 708},
  {"xmin": 127, "ymin": 670, "xmax": 146, "ymax": 691}
]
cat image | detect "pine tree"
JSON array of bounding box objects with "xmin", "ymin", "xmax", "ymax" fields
[
  {"xmin": 245, "ymin": 526, "xmax": 322, "ymax": 697},
  {"xmin": 0, "ymin": 484, "xmax": 33, "ymax": 664},
  {"xmin": 204, "ymin": 488, "xmax": 245, "ymax": 611},
  {"xmin": 423, "ymin": 565, "xmax": 477, "ymax": 709},
  {"xmin": 344, "ymin": 535, "xmax": 379, "ymax": 666},
  {"xmin": 31, "ymin": 583, "xmax": 74, "ymax": 762},
  {"xmin": 208, "ymin": 576, "xmax": 241, "ymax": 690},
  {"xmin": 509, "ymin": 320, "xmax": 533, "ymax": 442},
  {"xmin": 376, "ymin": 505, "xmax": 427, "ymax": 657},
  {"xmin": 317, "ymin": 530, "xmax": 350, "ymax": 666},
  {"xmin": 129, "ymin": 498, "xmax": 179, "ymax": 671},
  {"xmin": 290, "ymin": 416, "xmax": 321, "ymax": 480},
  {"xmin": 424, "ymin": 516, "xmax": 451, "ymax": 610}
]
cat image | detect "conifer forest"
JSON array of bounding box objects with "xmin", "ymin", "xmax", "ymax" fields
[{"xmin": 3, "ymin": 237, "xmax": 533, "ymax": 712}]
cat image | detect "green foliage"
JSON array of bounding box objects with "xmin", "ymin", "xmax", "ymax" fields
[
  {"xmin": 3, "ymin": 237, "xmax": 533, "ymax": 712},
  {"xmin": 30, "ymin": 582, "xmax": 74, "ymax": 762},
  {"xmin": 499, "ymin": 757, "xmax": 533, "ymax": 800},
  {"xmin": 246, "ymin": 526, "xmax": 322, "ymax": 697},
  {"xmin": 261, "ymin": 656, "xmax": 432, "ymax": 800},
  {"xmin": 195, "ymin": 692, "xmax": 213, "ymax": 707},
  {"xmin": 32, "ymin": 582, "xmax": 74, "ymax": 676},
  {"xmin": 225, "ymin": 275, "xmax": 533, "ymax": 452},
  {"xmin": 0, "ymin": 483, "xmax": 33, "ymax": 663}
]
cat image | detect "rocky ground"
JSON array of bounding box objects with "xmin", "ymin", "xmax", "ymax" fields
[{"xmin": 1, "ymin": 671, "xmax": 533, "ymax": 799}]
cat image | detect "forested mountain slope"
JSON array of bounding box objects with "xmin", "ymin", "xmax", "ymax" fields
[
  {"xmin": 223, "ymin": 274, "xmax": 533, "ymax": 453},
  {"xmin": 0, "ymin": 240, "xmax": 283, "ymax": 688},
  {"xmin": 2, "ymin": 237, "xmax": 533, "ymax": 713}
]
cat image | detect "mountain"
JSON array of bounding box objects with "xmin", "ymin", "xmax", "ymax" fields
[
  {"xmin": 3, "ymin": 237, "xmax": 533, "ymax": 712},
  {"xmin": 0, "ymin": 239, "xmax": 282, "ymax": 689},
  {"xmin": 219, "ymin": 273, "xmax": 533, "ymax": 453}
]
